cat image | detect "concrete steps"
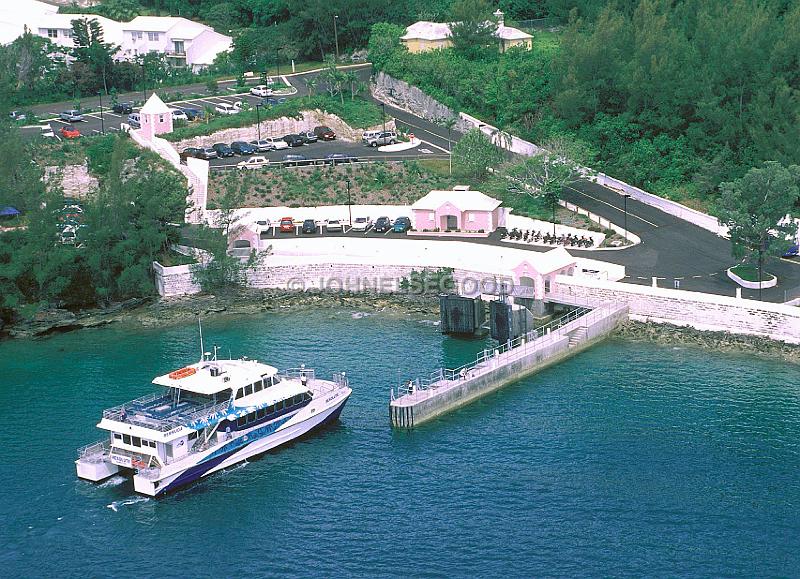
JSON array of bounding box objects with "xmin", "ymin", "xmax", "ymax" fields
[{"xmin": 568, "ymin": 326, "xmax": 587, "ymax": 348}]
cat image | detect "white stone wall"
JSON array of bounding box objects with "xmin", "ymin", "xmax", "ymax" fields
[
  {"xmin": 153, "ymin": 262, "xmax": 201, "ymax": 297},
  {"xmin": 554, "ymin": 275, "xmax": 800, "ymax": 344}
]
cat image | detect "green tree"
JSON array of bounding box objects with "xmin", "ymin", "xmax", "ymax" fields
[
  {"xmin": 452, "ymin": 128, "xmax": 504, "ymax": 180},
  {"xmin": 95, "ymin": 0, "xmax": 142, "ymax": 22},
  {"xmin": 714, "ymin": 161, "xmax": 800, "ymax": 295},
  {"xmin": 71, "ymin": 17, "xmax": 118, "ymax": 94},
  {"xmin": 449, "ymin": 0, "xmax": 498, "ymax": 59},
  {"xmin": 506, "ymin": 137, "xmax": 590, "ymax": 235},
  {"xmin": 367, "ymin": 22, "xmax": 406, "ymax": 70}
]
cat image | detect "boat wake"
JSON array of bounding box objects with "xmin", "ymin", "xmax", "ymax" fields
[
  {"xmin": 97, "ymin": 475, "xmax": 127, "ymax": 489},
  {"xmin": 106, "ymin": 496, "xmax": 150, "ymax": 512}
]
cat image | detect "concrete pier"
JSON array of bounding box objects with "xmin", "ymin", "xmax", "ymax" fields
[{"xmin": 389, "ymin": 303, "xmax": 629, "ymax": 428}]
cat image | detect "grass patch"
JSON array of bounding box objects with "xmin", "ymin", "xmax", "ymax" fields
[
  {"xmin": 729, "ymin": 264, "xmax": 774, "ymax": 282},
  {"xmin": 164, "ymin": 95, "xmax": 384, "ymax": 142},
  {"xmin": 156, "ymin": 249, "xmax": 197, "ymax": 266},
  {"xmin": 209, "ymin": 160, "xmax": 459, "ymax": 207}
]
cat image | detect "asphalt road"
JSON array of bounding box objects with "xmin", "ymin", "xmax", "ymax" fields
[{"xmin": 23, "ymin": 64, "xmax": 800, "ymax": 303}]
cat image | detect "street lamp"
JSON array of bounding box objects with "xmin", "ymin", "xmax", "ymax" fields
[
  {"xmin": 346, "ymin": 179, "xmax": 352, "ymax": 227},
  {"xmin": 333, "ymin": 15, "xmax": 340, "ymax": 62},
  {"xmin": 140, "ymin": 62, "xmax": 147, "ymax": 104},
  {"xmin": 381, "ymin": 102, "xmax": 386, "ymax": 134},
  {"xmin": 255, "ymin": 103, "xmax": 262, "ymax": 141},
  {"xmin": 98, "ymin": 91, "xmax": 105, "ymax": 134},
  {"xmin": 621, "ymin": 193, "xmax": 631, "ymax": 241}
]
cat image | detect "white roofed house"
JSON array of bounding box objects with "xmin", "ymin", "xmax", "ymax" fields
[
  {"xmin": 120, "ymin": 16, "xmax": 232, "ymax": 72},
  {"xmin": 401, "ymin": 10, "xmax": 532, "ymax": 54},
  {"xmin": 2, "ymin": 3, "xmax": 232, "ymax": 72}
]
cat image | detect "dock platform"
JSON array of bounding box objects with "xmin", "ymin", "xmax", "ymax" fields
[{"xmin": 390, "ymin": 302, "xmax": 629, "ymax": 428}]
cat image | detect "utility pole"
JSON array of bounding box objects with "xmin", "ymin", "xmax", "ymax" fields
[
  {"xmin": 275, "ymin": 48, "xmax": 280, "ymax": 78},
  {"xmin": 98, "ymin": 91, "xmax": 105, "ymax": 134},
  {"xmin": 255, "ymin": 103, "xmax": 262, "ymax": 141},
  {"xmin": 346, "ymin": 179, "xmax": 352, "ymax": 227},
  {"xmin": 622, "ymin": 193, "xmax": 630, "ymax": 241},
  {"xmin": 333, "ymin": 15, "xmax": 340, "ymax": 62},
  {"xmin": 381, "ymin": 103, "xmax": 386, "ymax": 134},
  {"xmin": 140, "ymin": 62, "xmax": 147, "ymax": 104}
]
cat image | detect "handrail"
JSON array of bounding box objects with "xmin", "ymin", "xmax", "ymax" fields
[
  {"xmin": 77, "ymin": 439, "xmax": 109, "ymax": 460},
  {"xmin": 394, "ymin": 303, "xmax": 624, "ymax": 400}
]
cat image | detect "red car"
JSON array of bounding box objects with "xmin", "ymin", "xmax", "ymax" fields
[
  {"xmin": 279, "ymin": 217, "xmax": 295, "ymax": 233},
  {"xmin": 59, "ymin": 126, "xmax": 80, "ymax": 139}
]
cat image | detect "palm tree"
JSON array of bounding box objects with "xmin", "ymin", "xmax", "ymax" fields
[{"xmin": 304, "ymin": 77, "xmax": 318, "ymax": 96}]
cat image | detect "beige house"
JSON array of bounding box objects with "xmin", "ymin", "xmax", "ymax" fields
[{"xmin": 401, "ymin": 10, "xmax": 532, "ymax": 54}]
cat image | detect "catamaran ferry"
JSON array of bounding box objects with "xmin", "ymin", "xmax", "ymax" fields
[{"xmin": 76, "ymin": 352, "xmax": 351, "ymax": 496}]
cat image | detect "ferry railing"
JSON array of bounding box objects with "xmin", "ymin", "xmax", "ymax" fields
[
  {"xmin": 104, "ymin": 396, "xmax": 232, "ymax": 432},
  {"xmin": 76, "ymin": 439, "xmax": 110, "ymax": 461},
  {"xmin": 283, "ymin": 367, "xmax": 316, "ymax": 381},
  {"xmin": 391, "ymin": 304, "xmax": 618, "ymax": 401}
]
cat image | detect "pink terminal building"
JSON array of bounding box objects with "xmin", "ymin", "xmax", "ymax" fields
[{"xmin": 411, "ymin": 186, "xmax": 507, "ymax": 234}]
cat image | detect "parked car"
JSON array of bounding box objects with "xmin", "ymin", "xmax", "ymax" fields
[
  {"xmin": 279, "ymin": 217, "xmax": 295, "ymax": 233},
  {"xmin": 169, "ymin": 108, "xmax": 188, "ymax": 122},
  {"xmin": 265, "ymin": 136, "xmax": 289, "ymax": 150},
  {"xmin": 362, "ymin": 130, "xmax": 398, "ymax": 147},
  {"xmin": 783, "ymin": 243, "xmax": 799, "ymax": 258},
  {"xmin": 195, "ymin": 147, "xmax": 218, "ymax": 160},
  {"xmin": 211, "ymin": 143, "xmax": 234, "ymax": 157},
  {"xmin": 325, "ymin": 153, "xmax": 357, "ymax": 165},
  {"xmin": 127, "ymin": 112, "xmax": 141, "ymax": 128},
  {"xmin": 282, "ymin": 154, "xmax": 310, "ymax": 166},
  {"xmin": 40, "ymin": 124, "xmax": 55, "ymax": 138},
  {"xmin": 283, "ymin": 134, "xmax": 305, "ymax": 147},
  {"xmin": 112, "ymin": 102, "xmax": 133, "ymax": 114},
  {"xmin": 326, "ymin": 219, "xmax": 343, "ymax": 232},
  {"xmin": 59, "ymin": 110, "xmax": 83, "ymax": 122},
  {"xmin": 392, "ymin": 216, "xmax": 412, "ymax": 233},
  {"xmin": 250, "ymin": 85, "xmax": 273, "ymax": 97},
  {"xmin": 59, "ymin": 126, "xmax": 80, "ymax": 139},
  {"xmin": 351, "ymin": 216, "xmax": 372, "ymax": 232},
  {"xmin": 238, "ymin": 156, "xmax": 269, "ymax": 170},
  {"xmin": 256, "ymin": 219, "xmax": 272, "ymax": 232},
  {"xmin": 373, "ymin": 216, "xmax": 392, "ymax": 233},
  {"xmin": 180, "ymin": 147, "xmax": 200, "ymax": 161},
  {"xmin": 230, "ymin": 141, "xmax": 255, "ymax": 155},
  {"xmin": 313, "ymin": 125, "xmax": 336, "ymax": 140},
  {"xmin": 260, "ymin": 97, "xmax": 286, "ymax": 107},
  {"xmin": 298, "ymin": 130, "xmax": 318, "ymax": 144},
  {"xmin": 178, "ymin": 107, "xmax": 202, "ymax": 121},
  {"xmin": 215, "ymin": 102, "xmax": 241, "ymax": 115},
  {"xmin": 249, "ymin": 139, "xmax": 275, "ymax": 152},
  {"xmin": 9, "ymin": 110, "xmax": 27, "ymax": 121},
  {"xmin": 301, "ymin": 219, "xmax": 317, "ymax": 234}
]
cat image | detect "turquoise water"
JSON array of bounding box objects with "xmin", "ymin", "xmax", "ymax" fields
[{"xmin": 1, "ymin": 310, "xmax": 799, "ymax": 577}]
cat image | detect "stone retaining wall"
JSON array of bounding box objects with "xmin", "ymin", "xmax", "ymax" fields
[{"xmin": 555, "ymin": 275, "xmax": 800, "ymax": 344}]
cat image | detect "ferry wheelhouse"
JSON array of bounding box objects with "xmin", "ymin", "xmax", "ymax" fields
[{"xmin": 76, "ymin": 354, "xmax": 351, "ymax": 496}]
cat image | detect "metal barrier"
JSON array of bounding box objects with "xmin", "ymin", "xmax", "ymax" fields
[
  {"xmin": 209, "ymin": 153, "xmax": 450, "ymax": 172},
  {"xmin": 391, "ymin": 304, "xmax": 616, "ymax": 401}
]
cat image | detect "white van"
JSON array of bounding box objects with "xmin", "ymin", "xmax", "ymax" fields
[
  {"xmin": 169, "ymin": 108, "xmax": 188, "ymax": 121},
  {"xmin": 215, "ymin": 102, "xmax": 241, "ymax": 115},
  {"xmin": 362, "ymin": 130, "xmax": 397, "ymax": 147},
  {"xmin": 127, "ymin": 112, "xmax": 141, "ymax": 128}
]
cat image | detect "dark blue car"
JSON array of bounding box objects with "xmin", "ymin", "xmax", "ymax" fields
[
  {"xmin": 783, "ymin": 243, "xmax": 799, "ymax": 258},
  {"xmin": 178, "ymin": 107, "xmax": 202, "ymax": 121},
  {"xmin": 230, "ymin": 141, "xmax": 255, "ymax": 155},
  {"xmin": 393, "ymin": 216, "xmax": 412, "ymax": 233}
]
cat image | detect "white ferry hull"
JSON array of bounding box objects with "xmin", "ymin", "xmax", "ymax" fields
[{"xmin": 133, "ymin": 389, "xmax": 350, "ymax": 496}]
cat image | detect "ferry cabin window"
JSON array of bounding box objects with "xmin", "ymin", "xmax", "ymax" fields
[
  {"xmin": 294, "ymin": 394, "xmax": 303, "ymax": 405},
  {"xmin": 267, "ymin": 404, "xmax": 275, "ymax": 414},
  {"xmin": 215, "ymin": 389, "xmax": 232, "ymax": 403},
  {"xmin": 245, "ymin": 384, "xmax": 253, "ymax": 396},
  {"xmin": 237, "ymin": 416, "xmax": 246, "ymax": 428},
  {"xmin": 235, "ymin": 388, "xmax": 245, "ymax": 400},
  {"xmin": 123, "ymin": 434, "xmax": 131, "ymax": 445},
  {"xmin": 257, "ymin": 408, "xmax": 266, "ymax": 419},
  {"xmin": 113, "ymin": 433, "xmax": 122, "ymax": 441},
  {"xmin": 254, "ymin": 380, "xmax": 263, "ymax": 393},
  {"xmin": 188, "ymin": 431, "xmax": 198, "ymax": 440},
  {"xmin": 132, "ymin": 436, "xmax": 141, "ymax": 447},
  {"xmin": 272, "ymin": 375, "xmax": 281, "ymax": 385}
]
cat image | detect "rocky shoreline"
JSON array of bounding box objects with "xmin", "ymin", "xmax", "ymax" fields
[
  {"xmin": 614, "ymin": 320, "xmax": 800, "ymax": 364},
  {"xmin": 0, "ymin": 289, "xmax": 440, "ymax": 339}
]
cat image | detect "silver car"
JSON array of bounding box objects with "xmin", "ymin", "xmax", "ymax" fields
[{"xmin": 59, "ymin": 110, "xmax": 84, "ymax": 122}]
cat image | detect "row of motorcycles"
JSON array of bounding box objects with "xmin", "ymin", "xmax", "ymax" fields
[{"xmin": 501, "ymin": 228, "xmax": 594, "ymax": 248}]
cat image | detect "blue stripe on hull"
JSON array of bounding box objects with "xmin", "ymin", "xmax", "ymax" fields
[{"xmin": 157, "ymin": 398, "xmax": 349, "ymax": 496}]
